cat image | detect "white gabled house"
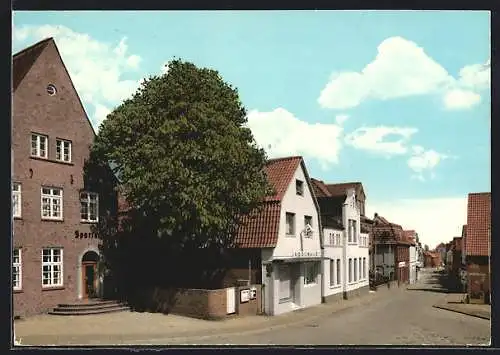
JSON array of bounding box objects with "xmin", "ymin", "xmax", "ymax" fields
[
  {"xmin": 311, "ymin": 179, "xmax": 370, "ymax": 301},
  {"xmin": 235, "ymin": 156, "xmax": 323, "ymax": 315}
]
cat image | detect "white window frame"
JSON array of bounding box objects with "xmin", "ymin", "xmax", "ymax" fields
[
  {"xmin": 41, "ymin": 187, "xmax": 63, "ymax": 220},
  {"xmin": 56, "ymin": 139, "xmax": 72, "ymax": 163},
  {"xmin": 80, "ymin": 191, "xmax": 99, "ymax": 223},
  {"xmin": 13, "ymin": 248, "xmax": 22, "ymax": 291},
  {"xmin": 285, "ymin": 212, "xmax": 295, "ymax": 236},
  {"xmin": 329, "ymin": 259, "xmax": 335, "ymax": 286},
  {"xmin": 31, "ymin": 133, "xmax": 48, "ymax": 159},
  {"xmin": 348, "ymin": 258, "xmax": 352, "ymax": 283},
  {"xmin": 12, "ymin": 182, "xmax": 21, "ymax": 218},
  {"xmin": 354, "ymin": 258, "xmax": 358, "ymax": 281},
  {"xmin": 304, "ymin": 215, "xmax": 313, "ymax": 238},
  {"xmin": 336, "ymin": 259, "xmax": 341, "ymax": 285},
  {"xmin": 42, "ymin": 248, "xmax": 63, "ymax": 288},
  {"xmin": 295, "ymin": 179, "xmax": 304, "ymax": 196},
  {"xmin": 304, "ymin": 262, "xmax": 317, "ymax": 286}
]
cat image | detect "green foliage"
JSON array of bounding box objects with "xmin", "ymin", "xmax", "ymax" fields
[{"xmin": 90, "ymin": 59, "xmax": 271, "ymax": 250}]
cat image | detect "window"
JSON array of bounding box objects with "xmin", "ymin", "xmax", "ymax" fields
[
  {"xmin": 278, "ymin": 265, "xmax": 291, "ymax": 302},
  {"xmin": 348, "ymin": 258, "xmax": 352, "ymax": 283},
  {"xmin": 286, "ymin": 212, "xmax": 295, "ymax": 236},
  {"xmin": 304, "ymin": 262, "xmax": 317, "ymax": 285},
  {"xmin": 354, "ymin": 258, "xmax": 358, "ymax": 281},
  {"xmin": 363, "ymin": 257, "xmax": 367, "ymax": 279},
  {"xmin": 12, "ymin": 183, "xmax": 21, "ymax": 218},
  {"xmin": 336, "ymin": 259, "xmax": 341, "ymax": 285},
  {"xmin": 56, "ymin": 139, "xmax": 72, "ymax": 162},
  {"xmin": 13, "ymin": 248, "xmax": 22, "ymax": 291},
  {"xmin": 41, "ymin": 187, "xmax": 63, "ymax": 220},
  {"xmin": 304, "ymin": 215, "xmax": 313, "ymax": 238},
  {"xmin": 80, "ymin": 192, "xmax": 99, "ymax": 223},
  {"xmin": 296, "ymin": 179, "xmax": 304, "ymax": 196},
  {"xmin": 46, "ymin": 84, "xmax": 57, "ymax": 96},
  {"xmin": 353, "ymin": 221, "xmax": 357, "ymax": 243},
  {"xmin": 336, "ymin": 233, "xmax": 341, "ymax": 246},
  {"xmin": 329, "ymin": 259, "xmax": 335, "ymax": 286},
  {"xmin": 31, "ymin": 133, "xmax": 48, "ymax": 158},
  {"xmin": 359, "ymin": 258, "xmax": 362, "ymax": 280},
  {"xmin": 42, "ymin": 248, "xmax": 63, "ymax": 287},
  {"xmin": 329, "ymin": 233, "xmax": 334, "ymax": 245}
]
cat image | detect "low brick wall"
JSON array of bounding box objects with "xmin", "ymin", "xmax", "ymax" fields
[
  {"xmin": 132, "ymin": 285, "xmax": 262, "ymax": 320},
  {"xmin": 324, "ymin": 291, "xmax": 344, "ymax": 304}
]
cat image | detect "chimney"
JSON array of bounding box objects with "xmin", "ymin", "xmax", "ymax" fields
[{"xmin": 374, "ymin": 212, "xmax": 378, "ymax": 219}]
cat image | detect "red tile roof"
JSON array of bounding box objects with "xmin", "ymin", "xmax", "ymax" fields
[
  {"xmin": 13, "ymin": 37, "xmax": 53, "ymax": 92},
  {"xmin": 310, "ymin": 178, "xmax": 332, "ymax": 198},
  {"xmin": 263, "ymin": 156, "xmax": 302, "ymax": 202},
  {"xmin": 234, "ymin": 201, "xmax": 282, "ymax": 248},
  {"xmin": 466, "ymin": 192, "xmax": 491, "ymax": 256},
  {"xmin": 235, "ymin": 156, "xmax": 317, "ymax": 248}
]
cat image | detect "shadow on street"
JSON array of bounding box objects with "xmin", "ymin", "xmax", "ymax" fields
[{"xmin": 408, "ymin": 269, "xmax": 464, "ymax": 294}]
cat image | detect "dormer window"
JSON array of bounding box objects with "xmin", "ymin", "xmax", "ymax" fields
[{"xmin": 296, "ymin": 179, "xmax": 304, "ymax": 196}]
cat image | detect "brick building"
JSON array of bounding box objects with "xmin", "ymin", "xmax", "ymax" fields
[
  {"xmin": 465, "ymin": 192, "xmax": 491, "ymax": 304},
  {"xmin": 12, "ymin": 38, "xmax": 117, "ymax": 317}
]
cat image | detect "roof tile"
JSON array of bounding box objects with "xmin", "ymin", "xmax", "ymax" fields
[{"xmin": 466, "ymin": 192, "xmax": 491, "ymax": 256}]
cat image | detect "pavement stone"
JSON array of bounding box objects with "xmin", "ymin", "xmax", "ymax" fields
[{"xmin": 15, "ymin": 286, "xmax": 402, "ymax": 346}]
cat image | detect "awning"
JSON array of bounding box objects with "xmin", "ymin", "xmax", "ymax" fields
[{"xmin": 272, "ymin": 257, "xmax": 325, "ymax": 263}]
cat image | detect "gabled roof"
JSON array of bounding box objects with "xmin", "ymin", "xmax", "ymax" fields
[
  {"xmin": 235, "ymin": 156, "xmax": 320, "ymax": 248},
  {"xmin": 310, "ymin": 178, "xmax": 332, "ymax": 198},
  {"xmin": 325, "ymin": 182, "xmax": 364, "ymax": 198},
  {"xmin": 263, "ymin": 156, "xmax": 302, "ymax": 202},
  {"xmin": 12, "ymin": 37, "xmax": 97, "ymax": 137},
  {"xmin": 12, "ymin": 37, "xmax": 53, "ymax": 91},
  {"xmin": 452, "ymin": 236, "xmax": 462, "ymax": 252},
  {"xmin": 466, "ymin": 192, "xmax": 491, "ymax": 256}
]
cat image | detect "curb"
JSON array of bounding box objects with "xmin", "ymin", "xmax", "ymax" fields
[{"xmin": 432, "ymin": 304, "xmax": 490, "ymax": 320}]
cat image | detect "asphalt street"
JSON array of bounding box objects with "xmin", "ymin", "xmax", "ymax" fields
[{"xmin": 163, "ymin": 269, "xmax": 490, "ymax": 346}]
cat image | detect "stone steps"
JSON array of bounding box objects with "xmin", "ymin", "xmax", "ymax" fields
[{"xmin": 49, "ymin": 299, "xmax": 130, "ymax": 316}]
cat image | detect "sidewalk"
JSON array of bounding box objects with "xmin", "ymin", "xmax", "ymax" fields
[
  {"xmin": 15, "ymin": 286, "xmax": 403, "ymax": 346},
  {"xmin": 433, "ymin": 294, "xmax": 491, "ymax": 320}
]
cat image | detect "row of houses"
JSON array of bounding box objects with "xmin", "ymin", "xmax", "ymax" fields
[
  {"xmin": 11, "ymin": 37, "xmax": 425, "ymax": 319},
  {"xmin": 442, "ymin": 192, "xmax": 491, "ymax": 304}
]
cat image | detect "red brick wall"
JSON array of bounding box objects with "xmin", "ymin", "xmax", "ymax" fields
[
  {"xmin": 13, "ymin": 41, "xmax": 101, "ymax": 317},
  {"xmin": 141, "ymin": 285, "xmax": 261, "ymax": 319}
]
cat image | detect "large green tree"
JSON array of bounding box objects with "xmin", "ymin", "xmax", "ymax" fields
[{"xmin": 90, "ymin": 59, "xmax": 271, "ymax": 251}]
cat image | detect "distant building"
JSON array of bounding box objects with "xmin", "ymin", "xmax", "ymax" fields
[
  {"xmin": 464, "ymin": 192, "xmax": 490, "ymax": 304},
  {"xmin": 311, "ymin": 179, "xmax": 369, "ymax": 302}
]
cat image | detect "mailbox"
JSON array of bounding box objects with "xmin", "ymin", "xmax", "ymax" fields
[{"xmin": 250, "ymin": 287, "xmax": 257, "ymax": 300}]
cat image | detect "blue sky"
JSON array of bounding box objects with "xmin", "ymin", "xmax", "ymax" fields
[{"xmin": 12, "ymin": 11, "xmax": 490, "ymax": 248}]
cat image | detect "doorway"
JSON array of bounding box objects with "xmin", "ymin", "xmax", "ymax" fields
[{"xmin": 82, "ymin": 251, "xmax": 99, "ymax": 299}]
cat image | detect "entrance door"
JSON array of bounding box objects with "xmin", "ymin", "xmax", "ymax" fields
[
  {"xmin": 81, "ymin": 250, "xmax": 100, "ymax": 299},
  {"xmin": 83, "ymin": 262, "xmax": 97, "ymax": 298}
]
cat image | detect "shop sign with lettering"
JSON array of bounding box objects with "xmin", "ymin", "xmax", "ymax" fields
[{"xmin": 74, "ymin": 230, "xmax": 101, "ymax": 239}]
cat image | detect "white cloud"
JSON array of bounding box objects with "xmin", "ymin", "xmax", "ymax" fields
[
  {"xmin": 457, "ymin": 60, "xmax": 490, "ymax": 91},
  {"xmin": 247, "ymin": 108, "xmax": 344, "ymax": 169},
  {"xmin": 161, "ymin": 61, "xmax": 170, "ymax": 75},
  {"xmin": 335, "ymin": 114, "xmax": 349, "ymax": 125},
  {"xmin": 407, "ymin": 145, "xmax": 448, "ymax": 181},
  {"xmin": 345, "ymin": 126, "xmax": 418, "ymax": 156},
  {"xmin": 318, "ymin": 36, "xmax": 489, "ymax": 111},
  {"xmin": 12, "ymin": 24, "xmax": 143, "ymax": 131},
  {"xmin": 93, "ymin": 103, "xmax": 112, "ymax": 130},
  {"xmin": 443, "ymin": 89, "xmax": 481, "ymax": 110},
  {"xmin": 366, "ymin": 197, "xmax": 467, "ymax": 249}
]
